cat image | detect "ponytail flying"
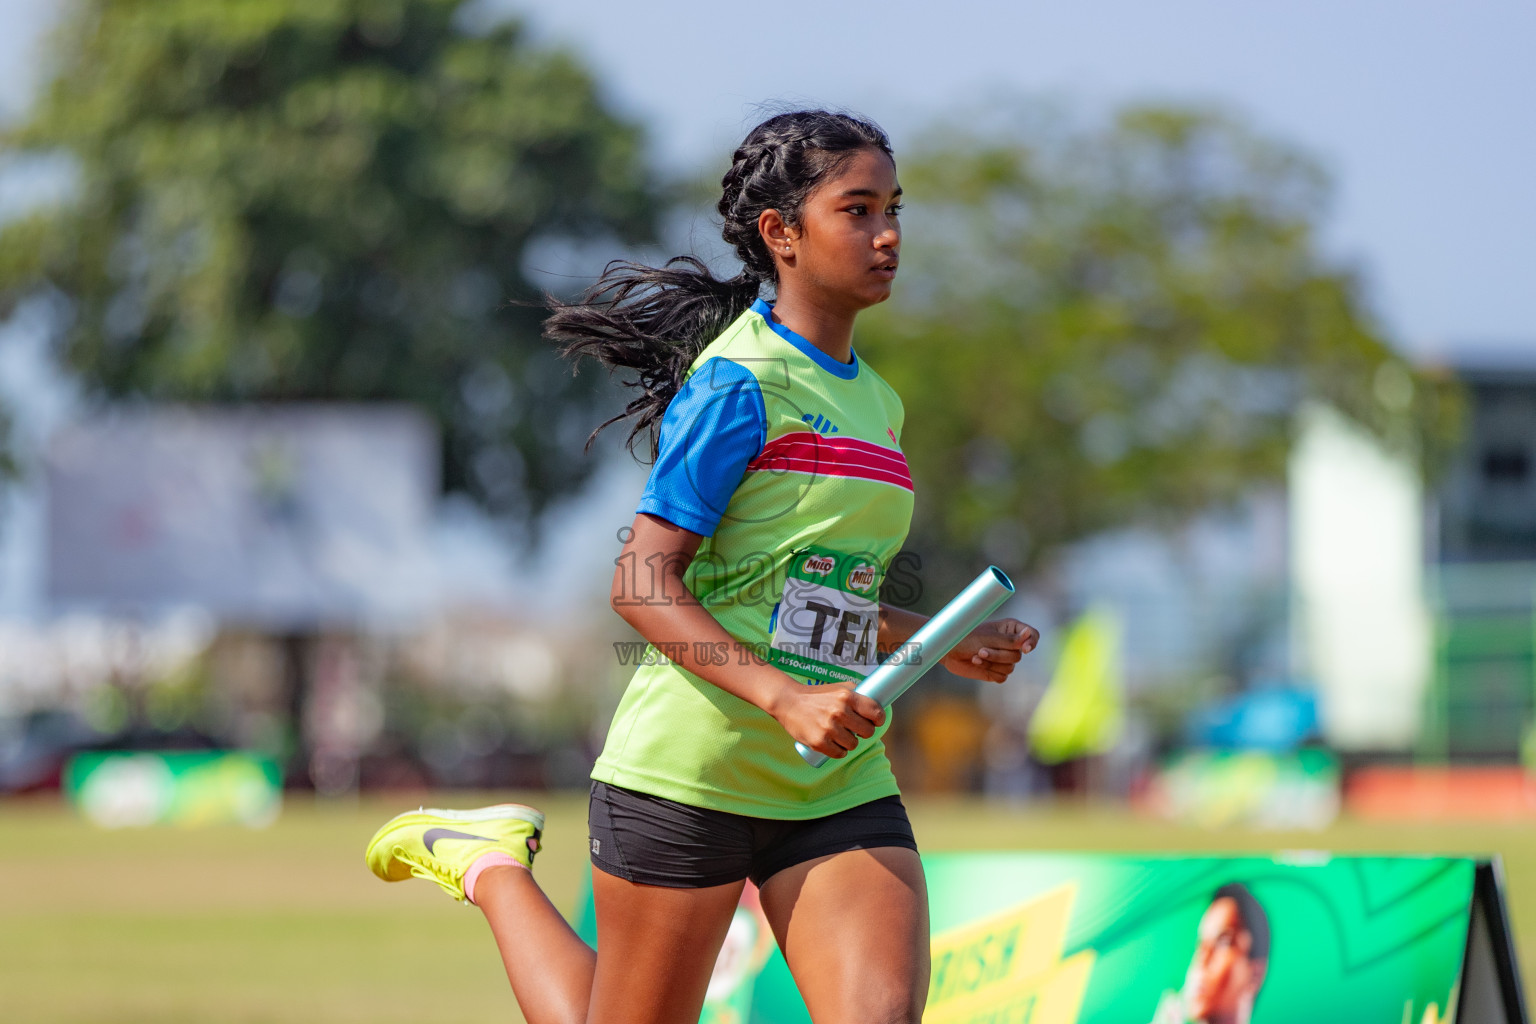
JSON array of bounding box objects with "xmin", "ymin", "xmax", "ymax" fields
[{"xmin": 544, "ymin": 109, "xmax": 892, "ymax": 461}]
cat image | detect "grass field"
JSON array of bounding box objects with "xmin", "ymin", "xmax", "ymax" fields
[{"xmin": 3, "ymin": 792, "xmax": 1534, "ymax": 1022}]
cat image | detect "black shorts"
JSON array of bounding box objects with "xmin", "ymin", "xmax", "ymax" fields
[{"xmin": 587, "ymin": 780, "xmax": 918, "ymax": 889}]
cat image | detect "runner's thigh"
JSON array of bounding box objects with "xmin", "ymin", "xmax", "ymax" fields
[
  {"xmin": 758, "ymin": 847, "xmax": 930, "ymax": 1024},
  {"xmin": 587, "ymin": 867, "xmax": 744, "ymax": 1024}
]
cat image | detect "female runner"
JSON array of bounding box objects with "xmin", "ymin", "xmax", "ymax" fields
[{"xmin": 365, "ymin": 109, "xmax": 1039, "ymax": 1024}]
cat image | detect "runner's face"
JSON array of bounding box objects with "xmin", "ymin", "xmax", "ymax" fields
[
  {"xmin": 1183, "ymin": 898, "xmax": 1260, "ymax": 1020},
  {"xmin": 784, "ymin": 147, "xmax": 902, "ymax": 311}
]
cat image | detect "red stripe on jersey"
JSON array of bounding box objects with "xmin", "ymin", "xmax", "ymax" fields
[{"xmin": 745, "ymin": 431, "xmax": 913, "ymax": 491}]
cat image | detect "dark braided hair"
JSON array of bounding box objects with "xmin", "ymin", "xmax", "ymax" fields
[{"xmin": 544, "ymin": 109, "xmax": 893, "ymax": 460}]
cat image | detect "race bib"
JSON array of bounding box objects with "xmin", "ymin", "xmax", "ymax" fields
[{"xmin": 765, "ymin": 546, "xmax": 883, "ymax": 685}]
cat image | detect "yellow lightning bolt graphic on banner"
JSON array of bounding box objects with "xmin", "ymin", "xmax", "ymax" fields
[{"xmin": 925, "ymin": 884, "xmax": 1096, "ymax": 1024}]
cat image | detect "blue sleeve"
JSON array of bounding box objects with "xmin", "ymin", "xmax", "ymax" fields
[{"xmin": 636, "ymin": 358, "xmax": 766, "ymax": 537}]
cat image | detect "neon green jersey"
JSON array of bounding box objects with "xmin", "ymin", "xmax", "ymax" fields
[{"xmin": 591, "ymin": 299, "xmax": 916, "ymax": 818}]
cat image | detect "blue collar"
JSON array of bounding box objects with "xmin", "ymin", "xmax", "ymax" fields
[{"xmin": 751, "ymin": 298, "xmax": 859, "ymax": 380}]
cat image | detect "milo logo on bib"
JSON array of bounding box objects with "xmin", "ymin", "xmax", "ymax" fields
[
  {"xmin": 801, "ymin": 553, "xmax": 836, "ymax": 577},
  {"xmin": 766, "ymin": 546, "xmax": 883, "ymax": 685}
]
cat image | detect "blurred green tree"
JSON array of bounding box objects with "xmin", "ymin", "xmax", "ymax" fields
[
  {"xmin": 861, "ymin": 105, "xmax": 1462, "ymax": 600},
  {"xmin": 0, "ymin": 0, "xmax": 655, "ymax": 523}
]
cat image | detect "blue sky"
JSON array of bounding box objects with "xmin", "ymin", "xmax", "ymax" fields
[{"xmin": 4, "ymin": 0, "xmax": 1534, "ymax": 360}]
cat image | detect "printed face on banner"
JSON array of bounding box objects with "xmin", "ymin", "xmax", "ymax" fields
[{"xmin": 1181, "ymin": 896, "xmax": 1267, "ymax": 1023}]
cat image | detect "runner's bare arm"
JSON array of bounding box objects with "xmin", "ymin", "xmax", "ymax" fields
[
  {"xmin": 878, "ymin": 604, "xmax": 1039, "ymax": 684},
  {"xmin": 876, "ymin": 605, "xmax": 929, "ymax": 657},
  {"xmin": 611, "ymin": 512, "xmax": 884, "ymax": 758}
]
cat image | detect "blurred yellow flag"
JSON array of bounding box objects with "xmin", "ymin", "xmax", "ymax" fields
[{"xmin": 1027, "ymin": 604, "xmax": 1124, "ymax": 764}]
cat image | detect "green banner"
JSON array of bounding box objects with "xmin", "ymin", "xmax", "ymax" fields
[
  {"xmin": 575, "ymin": 853, "xmax": 1515, "ymax": 1024},
  {"xmin": 64, "ymin": 750, "xmax": 282, "ymax": 828}
]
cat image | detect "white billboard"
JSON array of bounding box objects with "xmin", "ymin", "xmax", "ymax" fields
[
  {"xmin": 46, "ymin": 405, "xmax": 439, "ymax": 627},
  {"xmin": 1289, "ymin": 402, "xmax": 1431, "ymax": 750}
]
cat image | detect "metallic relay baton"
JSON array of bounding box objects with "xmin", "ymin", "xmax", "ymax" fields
[{"xmin": 796, "ymin": 565, "xmax": 1016, "ymax": 768}]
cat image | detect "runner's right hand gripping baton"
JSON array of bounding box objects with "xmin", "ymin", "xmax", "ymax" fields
[{"xmin": 796, "ymin": 566, "xmax": 1016, "ymax": 768}]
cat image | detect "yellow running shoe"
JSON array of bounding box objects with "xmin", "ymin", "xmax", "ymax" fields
[{"xmin": 364, "ymin": 803, "xmax": 544, "ymax": 903}]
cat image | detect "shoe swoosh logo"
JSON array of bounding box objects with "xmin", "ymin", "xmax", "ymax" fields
[{"xmin": 422, "ymin": 827, "xmax": 498, "ymax": 854}]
